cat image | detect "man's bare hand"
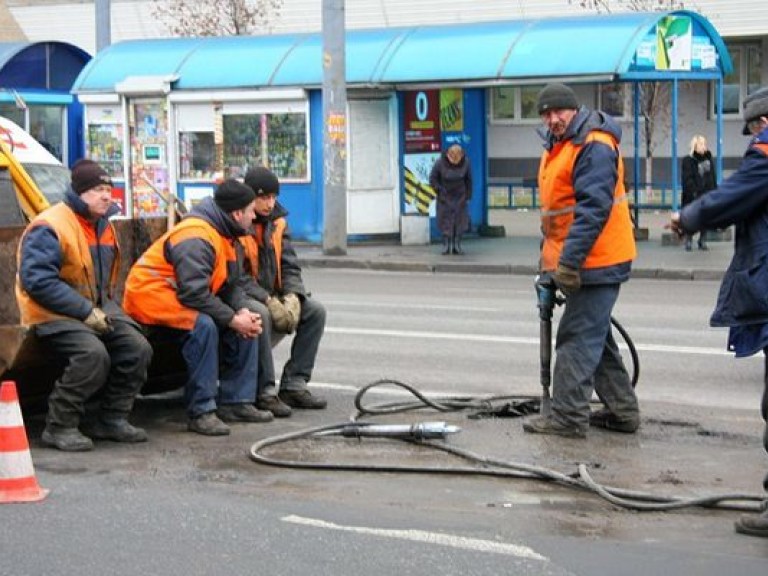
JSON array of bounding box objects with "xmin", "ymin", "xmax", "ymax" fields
[{"xmin": 229, "ymin": 308, "xmax": 262, "ymax": 338}]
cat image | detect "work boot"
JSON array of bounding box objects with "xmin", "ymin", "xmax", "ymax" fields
[
  {"xmin": 734, "ymin": 509, "xmax": 768, "ymax": 538},
  {"xmin": 41, "ymin": 425, "xmax": 94, "ymax": 452},
  {"xmin": 589, "ymin": 408, "xmax": 640, "ymax": 434},
  {"xmin": 217, "ymin": 403, "xmax": 273, "ymax": 423},
  {"xmin": 188, "ymin": 412, "xmax": 230, "ymax": 436},
  {"xmin": 82, "ymin": 417, "xmax": 148, "ymax": 443},
  {"xmin": 522, "ymin": 415, "xmax": 586, "ymax": 439},
  {"xmin": 279, "ymin": 389, "xmax": 328, "ymax": 409},
  {"xmin": 257, "ymin": 394, "xmax": 292, "ymax": 418}
]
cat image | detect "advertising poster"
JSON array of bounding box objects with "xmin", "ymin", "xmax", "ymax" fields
[
  {"xmin": 403, "ymin": 90, "xmax": 441, "ymax": 153},
  {"xmin": 655, "ymin": 15, "xmax": 692, "ymax": 71},
  {"xmin": 403, "ymin": 152, "xmax": 439, "ymax": 216}
]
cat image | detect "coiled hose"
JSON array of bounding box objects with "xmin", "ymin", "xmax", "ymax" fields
[{"xmin": 249, "ymin": 379, "xmax": 766, "ymax": 513}]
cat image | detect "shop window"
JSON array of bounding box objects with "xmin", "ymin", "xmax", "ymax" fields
[
  {"xmin": 715, "ymin": 44, "xmax": 762, "ymax": 117},
  {"xmin": 223, "ymin": 112, "xmax": 308, "ymax": 181},
  {"xmin": 179, "ymin": 131, "xmax": 215, "ymax": 180},
  {"xmin": 598, "ymin": 83, "xmax": 628, "ymax": 118},
  {"xmin": 0, "ymin": 104, "xmax": 25, "ymax": 129},
  {"xmin": 490, "ymin": 85, "xmax": 545, "ymax": 123},
  {"xmin": 87, "ymin": 123, "xmax": 124, "ymax": 179},
  {"xmin": 29, "ymin": 106, "xmax": 64, "ymax": 161}
]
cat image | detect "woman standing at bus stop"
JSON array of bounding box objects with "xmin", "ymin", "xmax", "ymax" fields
[{"xmin": 430, "ymin": 144, "xmax": 472, "ymax": 255}]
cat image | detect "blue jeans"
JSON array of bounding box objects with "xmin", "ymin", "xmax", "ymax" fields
[{"xmin": 152, "ymin": 314, "xmax": 259, "ymax": 418}]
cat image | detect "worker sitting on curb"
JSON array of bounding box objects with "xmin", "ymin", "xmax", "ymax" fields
[
  {"xmin": 123, "ymin": 179, "xmax": 269, "ymax": 436},
  {"xmin": 238, "ymin": 166, "xmax": 327, "ymax": 417},
  {"xmin": 522, "ymin": 83, "xmax": 640, "ymax": 439},
  {"xmin": 16, "ymin": 159, "xmax": 152, "ymax": 451}
]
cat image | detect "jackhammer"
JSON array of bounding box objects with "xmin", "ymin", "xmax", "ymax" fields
[{"xmin": 534, "ymin": 275, "xmax": 640, "ymax": 416}]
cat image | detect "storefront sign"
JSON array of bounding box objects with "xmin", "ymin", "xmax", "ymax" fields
[{"xmin": 404, "ymin": 90, "xmax": 441, "ymax": 153}]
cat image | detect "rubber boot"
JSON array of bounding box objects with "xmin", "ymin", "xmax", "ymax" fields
[{"xmin": 453, "ymin": 235, "xmax": 464, "ymax": 255}]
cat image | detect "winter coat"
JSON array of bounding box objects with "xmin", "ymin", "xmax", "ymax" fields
[
  {"xmin": 681, "ymin": 151, "xmax": 716, "ymax": 207},
  {"xmin": 124, "ymin": 197, "xmax": 250, "ymax": 330},
  {"xmin": 537, "ymin": 106, "xmax": 636, "ymax": 285},
  {"xmin": 680, "ymin": 125, "xmax": 768, "ymax": 327},
  {"xmin": 239, "ymin": 201, "xmax": 306, "ymax": 303},
  {"xmin": 429, "ymin": 152, "xmax": 472, "ymax": 236}
]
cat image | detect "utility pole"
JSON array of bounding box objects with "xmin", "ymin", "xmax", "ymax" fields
[
  {"xmin": 95, "ymin": 0, "xmax": 111, "ymax": 52},
  {"xmin": 321, "ymin": 0, "xmax": 347, "ymax": 255}
]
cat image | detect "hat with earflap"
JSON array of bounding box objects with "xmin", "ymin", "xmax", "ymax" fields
[
  {"xmin": 244, "ymin": 166, "xmax": 280, "ymax": 196},
  {"xmin": 71, "ymin": 159, "xmax": 112, "ymax": 194},
  {"xmin": 742, "ymin": 86, "xmax": 768, "ymax": 135},
  {"xmin": 213, "ymin": 179, "xmax": 256, "ymax": 212},
  {"xmin": 537, "ymin": 83, "xmax": 579, "ymax": 115}
]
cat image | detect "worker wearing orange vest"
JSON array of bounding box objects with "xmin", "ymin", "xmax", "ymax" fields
[
  {"xmin": 16, "ymin": 159, "xmax": 152, "ymax": 451},
  {"xmin": 238, "ymin": 166, "xmax": 327, "ymax": 416},
  {"xmin": 123, "ymin": 180, "xmax": 268, "ymax": 436},
  {"xmin": 522, "ymin": 83, "xmax": 639, "ymax": 439}
]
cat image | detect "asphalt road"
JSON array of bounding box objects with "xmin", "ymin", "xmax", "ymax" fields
[{"xmin": 2, "ymin": 269, "xmax": 767, "ymax": 575}]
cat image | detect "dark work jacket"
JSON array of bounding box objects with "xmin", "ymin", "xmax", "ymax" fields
[
  {"xmin": 681, "ymin": 151, "xmax": 716, "ymax": 207},
  {"xmin": 680, "ymin": 125, "xmax": 768, "ymax": 327},
  {"xmin": 241, "ymin": 201, "xmax": 306, "ymax": 303},
  {"xmin": 17, "ymin": 190, "xmax": 133, "ymax": 336}
]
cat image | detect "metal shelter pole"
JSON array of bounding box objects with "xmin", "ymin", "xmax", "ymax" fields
[
  {"xmin": 321, "ymin": 0, "xmax": 348, "ymax": 255},
  {"xmin": 671, "ymin": 78, "xmax": 679, "ymax": 212},
  {"xmin": 95, "ymin": 0, "xmax": 111, "ymax": 52},
  {"xmin": 716, "ymin": 77, "xmax": 724, "ymax": 184},
  {"xmin": 633, "ymin": 83, "xmax": 640, "ymax": 226}
]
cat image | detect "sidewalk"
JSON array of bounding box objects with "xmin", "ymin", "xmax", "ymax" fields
[{"xmin": 298, "ymin": 210, "xmax": 732, "ymax": 281}]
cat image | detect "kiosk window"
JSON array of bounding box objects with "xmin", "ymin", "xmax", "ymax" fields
[
  {"xmin": 179, "ymin": 131, "xmax": 215, "ymax": 180},
  {"xmin": 223, "ymin": 112, "xmax": 307, "ymax": 180}
]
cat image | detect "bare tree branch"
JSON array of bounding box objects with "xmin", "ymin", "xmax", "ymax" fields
[{"xmin": 151, "ymin": 0, "xmax": 284, "ymax": 37}]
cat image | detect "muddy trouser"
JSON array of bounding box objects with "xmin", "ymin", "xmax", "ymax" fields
[
  {"xmin": 249, "ymin": 297, "xmax": 326, "ymax": 395},
  {"xmin": 40, "ymin": 319, "xmax": 152, "ymax": 429},
  {"xmin": 551, "ymin": 283, "xmax": 639, "ymax": 430},
  {"xmin": 149, "ymin": 314, "xmax": 259, "ymax": 418}
]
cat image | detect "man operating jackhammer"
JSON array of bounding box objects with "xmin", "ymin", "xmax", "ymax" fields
[
  {"xmin": 522, "ymin": 83, "xmax": 640, "ymax": 439},
  {"xmin": 670, "ymin": 86, "xmax": 768, "ymax": 538}
]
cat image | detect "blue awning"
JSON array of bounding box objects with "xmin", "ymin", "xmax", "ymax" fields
[
  {"xmin": 73, "ymin": 10, "xmax": 732, "ymax": 94},
  {"xmin": 0, "ymin": 41, "xmax": 91, "ymax": 91}
]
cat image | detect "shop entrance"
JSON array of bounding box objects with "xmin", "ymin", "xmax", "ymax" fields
[{"xmin": 347, "ymin": 96, "xmax": 399, "ymax": 235}]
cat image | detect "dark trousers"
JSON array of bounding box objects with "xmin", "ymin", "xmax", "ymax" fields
[
  {"xmin": 39, "ymin": 319, "xmax": 152, "ymax": 429},
  {"xmin": 763, "ymin": 353, "xmax": 768, "ymax": 491},
  {"xmin": 246, "ymin": 297, "xmax": 326, "ymax": 395},
  {"xmin": 551, "ymin": 283, "xmax": 639, "ymax": 429},
  {"xmin": 148, "ymin": 314, "xmax": 259, "ymax": 418}
]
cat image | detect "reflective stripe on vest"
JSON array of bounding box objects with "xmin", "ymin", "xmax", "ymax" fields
[{"xmin": 539, "ymin": 130, "xmax": 636, "ymax": 271}]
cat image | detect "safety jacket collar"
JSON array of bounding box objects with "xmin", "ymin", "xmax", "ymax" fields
[
  {"xmin": 63, "ymin": 189, "xmax": 118, "ymax": 234},
  {"xmin": 538, "ymin": 106, "xmax": 623, "ymax": 151},
  {"xmin": 254, "ymin": 200, "xmax": 288, "ymax": 226}
]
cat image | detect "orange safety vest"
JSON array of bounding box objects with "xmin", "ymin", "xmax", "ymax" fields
[
  {"xmin": 123, "ymin": 217, "xmax": 235, "ymax": 331},
  {"xmin": 15, "ymin": 202, "xmax": 120, "ymax": 326},
  {"xmin": 539, "ymin": 131, "xmax": 636, "ymax": 272},
  {"xmin": 239, "ymin": 217, "xmax": 287, "ymax": 291}
]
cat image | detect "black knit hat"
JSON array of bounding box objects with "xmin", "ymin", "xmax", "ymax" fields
[
  {"xmin": 742, "ymin": 86, "xmax": 768, "ymax": 135},
  {"xmin": 244, "ymin": 166, "xmax": 280, "ymax": 196},
  {"xmin": 71, "ymin": 159, "xmax": 112, "ymax": 195},
  {"xmin": 537, "ymin": 83, "xmax": 579, "ymax": 115},
  {"xmin": 213, "ymin": 179, "xmax": 256, "ymax": 212}
]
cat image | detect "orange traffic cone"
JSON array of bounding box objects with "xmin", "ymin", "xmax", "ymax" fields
[{"xmin": 0, "ymin": 380, "xmax": 49, "ymax": 503}]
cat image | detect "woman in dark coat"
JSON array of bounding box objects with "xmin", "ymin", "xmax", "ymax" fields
[
  {"xmin": 681, "ymin": 134, "xmax": 717, "ymax": 251},
  {"xmin": 429, "ymin": 144, "xmax": 472, "ymax": 255}
]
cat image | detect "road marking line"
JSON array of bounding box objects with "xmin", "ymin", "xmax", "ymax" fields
[
  {"xmin": 281, "ymin": 514, "xmax": 548, "ymax": 561},
  {"xmin": 325, "ymin": 326, "xmax": 743, "ymax": 357}
]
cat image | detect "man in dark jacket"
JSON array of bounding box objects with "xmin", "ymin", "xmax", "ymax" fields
[
  {"xmin": 16, "ymin": 159, "xmax": 152, "ymax": 451},
  {"xmin": 522, "ymin": 83, "xmax": 639, "ymax": 439},
  {"xmin": 671, "ymin": 86, "xmax": 768, "ymax": 538},
  {"xmin": 240, "ymin": 166, "xmax": 327, "ymax": 417},
  {"xmin": 124, "ymin": 180, "xmax": 269, "ymax": 436}
]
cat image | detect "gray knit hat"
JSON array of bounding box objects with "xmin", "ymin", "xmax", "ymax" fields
[
  {"xmin": 537, "ymin": 83, "xmax": 579, "ymax": 115},
  {"xmin": 742, "ymin": 86, "xmax": 768, "ymax": 135},
  {"xmin": 244, "ymin": 166, "xmax": 280, "ymax": 196},
  {"xmin": 214, "ymin": 179, "xmax": 256, "ymax": 212}
]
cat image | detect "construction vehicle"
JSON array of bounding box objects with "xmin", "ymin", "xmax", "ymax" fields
[{"xmin": 0, "ymin": 116, "xmax": 185, "ymax": 410}]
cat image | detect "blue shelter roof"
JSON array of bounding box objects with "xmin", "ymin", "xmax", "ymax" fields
[
  {"xmin": 0, "ymin": 41, "xmax": 91, "ymax": 91},
  {"xmin": 73, "ymin": 10, "xmax": 731, "ymax": 93}
]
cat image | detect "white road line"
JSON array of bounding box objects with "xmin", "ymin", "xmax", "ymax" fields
[
  {"xmin": 281, "ymin": 515, "xmax": 548, "ymax": 561},
  {"xmin": 323, "ymin": 300, "xmax": 501, "ymax": 312},
  {"xmin": 325, "ymin": 326, "xmax": 740, "ymax": 357}
]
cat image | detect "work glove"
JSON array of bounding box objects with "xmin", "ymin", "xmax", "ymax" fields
[
  {"xmin": 552, "ymin": 263, "xmax": 581, "ymax": 295},
  {"xmin": 282, "ymin": 293, "xmax": 301, "ymax": 333},
  {"xmin": 266, "ymin": 296, "xmax": 293, "ymax": 334},
  {"xmin": 84, "ymin": 307, "xmax": 113, "ymax": 335}
]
